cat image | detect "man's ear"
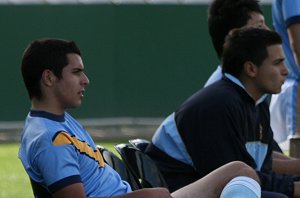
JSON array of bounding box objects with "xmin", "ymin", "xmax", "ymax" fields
[
  {"xmin": 41, "ymin": 69, "xmax": 55, "ymax": 86},
  {"xmin": 244, "ymin": 61, "xmax": 258, "ymax": 78},
  {"xmin": 228, "ymin": 28, "xmax": 239, "ymax": 36}
]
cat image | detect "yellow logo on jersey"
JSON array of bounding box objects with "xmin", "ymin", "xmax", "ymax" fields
[{"xmin": 53, "ymin": 131, "xmax": 105, "ymax": 168}]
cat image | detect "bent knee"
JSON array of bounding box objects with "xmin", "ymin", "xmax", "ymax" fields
[
  {"xmin": 227, "ymin": 161, "xmax": 251, "ymax": 170},
  {"xmin": 228, "ymin": 161, "xmax": 259, "ymax": 182}
]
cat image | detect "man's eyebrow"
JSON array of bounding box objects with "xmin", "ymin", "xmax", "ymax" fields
[{"xmin": 72, "ymin": 66, "xmax": 84, "ymax": 71}]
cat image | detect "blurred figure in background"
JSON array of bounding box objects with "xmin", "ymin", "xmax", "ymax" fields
[
  {"xmin": 204, "ymin": 0, "xmax": 267, "ymax": 86},
  {"xmin": 270, "ymin": 0, "xmax": 300, "ymax": 157}
]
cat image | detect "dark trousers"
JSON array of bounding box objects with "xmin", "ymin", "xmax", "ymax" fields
[{"xmin": 261, "ymin": 191, "xmax": 289, "ymax": 198}]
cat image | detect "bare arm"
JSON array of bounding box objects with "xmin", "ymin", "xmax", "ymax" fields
[
  {"xmin": 272, "ymin": 151, "xmax": 300, "ymax": 175},
  {"xmin": 53, "ymin": 183, "xmax": 86, "ymax": 198},
  {"xmin": 52, "ymin": 184, "xmax": 172, "ymax": 198},
  {"xmin": 287, "ymin": 23, "xmax": 300, "ymax": 67},
  {"xmin": 114, "ymin": 188, "xmax": 172, "ymax": 198},
  {"xmin": 272, "ymin": 151, "xmax": 295, "ymax": 160}
]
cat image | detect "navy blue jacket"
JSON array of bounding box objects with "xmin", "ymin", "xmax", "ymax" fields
[{"xmin": 147, "ymin": 77, "xmax": 299, "ymax": 196}]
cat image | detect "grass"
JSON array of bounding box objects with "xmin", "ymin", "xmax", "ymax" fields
[
  {"xmin": 0, "ymin": 142, "xmax": 122, "ymax": 198},
  {"xmin": 0, "ymin": 143, "xmax": 32, "ymax": 198}
]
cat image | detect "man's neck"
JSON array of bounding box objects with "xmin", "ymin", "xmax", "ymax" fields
[
  {"xmin": 225, "ymin": 73, "xmax": 264, "ymax": 103},
  {"xmin": 31, "ymin": 98, "xmax": 65, "ymax": 115}
]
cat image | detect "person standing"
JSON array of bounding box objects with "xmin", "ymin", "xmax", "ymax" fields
[{"xmin": 270, "ymin": 0, "xmax": 300, "ymax": 157}]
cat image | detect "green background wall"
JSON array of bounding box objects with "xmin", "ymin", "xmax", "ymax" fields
[{"xmin": 0, "ymin": 4, "xmax": 272, "ymax": 121}]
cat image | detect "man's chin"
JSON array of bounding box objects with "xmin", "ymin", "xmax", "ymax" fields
[
  {"xmin": 271, "ymin": 88, "xmax": 282, "ymax": 95},
  {"xmin": 66, "ymin": 103, "xmax": 82, "ymax": 109}
]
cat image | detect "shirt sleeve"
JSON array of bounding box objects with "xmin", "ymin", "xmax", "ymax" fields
[
  {"xmin": 282, "ymin": 0, "xmax": 300, "ymax": 27},
  {"xmin": 33, "ymin": 141, "xmax": 82, "ymax": 193}
]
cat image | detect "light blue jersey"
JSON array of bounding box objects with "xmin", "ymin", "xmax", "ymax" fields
[
  {"xmin": 270, "ymin": 0, "xmax": 300, "ymax": 142},
  {"xmin": 272, "ymin": 0, "xmax": 300, "ymax": 79},
  {"xmin": 204, "ymin": 65, "xmax": 222, "ymax": 87},
  {"xmin": 19, "ymin": 110, "xmax": 131, "ymax": 197}
]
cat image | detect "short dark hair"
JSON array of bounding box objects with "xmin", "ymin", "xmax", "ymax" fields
[
  {"xmin": 21, "ymin": 38, "xmax": 81, "ymax": 100},
  {"xmin": 222, "ymin": 28, "xmax": 282, "ymax": 77},
  {"xmin": 208, "ymin": 0, "xmax": 263, "ymax": 59}
]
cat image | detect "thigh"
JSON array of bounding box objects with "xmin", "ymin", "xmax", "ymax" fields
[{"xmin": 171, "ymin": 161, "xmax": 257, "ymax": 198}]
